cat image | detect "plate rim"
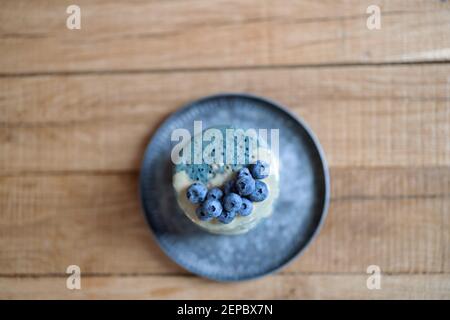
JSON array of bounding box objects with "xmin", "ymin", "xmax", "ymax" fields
[{"xmin": 139, "ymin": 92, "xmax": 330, "ymax": 282}]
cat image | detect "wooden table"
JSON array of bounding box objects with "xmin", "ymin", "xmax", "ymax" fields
[{"xmin": 0, "ymin": 1, "xmax": 449, "ymax": 299}]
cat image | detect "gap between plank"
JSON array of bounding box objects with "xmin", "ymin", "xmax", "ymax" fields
[
  {"xmin": 0, "ymin": 271, "xmax": 448, "ymax": 279},
  {"xmin": 1, "ymin": 165, "xmax": 449, "ymax": 178},
  {"xmin": 0, "ymin": 61, "xmax": 449, "ymax": 78}
]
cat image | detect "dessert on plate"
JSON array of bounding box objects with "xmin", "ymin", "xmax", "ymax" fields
[{"xmin": 172, "ymin": 126, "xmax": 279, "ymax": 235}]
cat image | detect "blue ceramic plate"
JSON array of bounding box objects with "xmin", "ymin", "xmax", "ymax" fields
[{"xmin": 139, "ymin": 93, "xmax": 329, "ymax": 281}]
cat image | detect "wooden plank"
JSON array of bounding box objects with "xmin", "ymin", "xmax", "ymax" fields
[
  {"xmin": 330, "ymin": 167, "xmax": 450, "ymax": 200},
  {"xmin": 0, "ymin": 1, "xmax": 449, "ymax": 73},
  {"xmin": 2, "ymin": 65, "xmax": 449, "ymax": 124},
  {"xmin": 1, "ymin": 274, "xmax": 449, "ymax": 299},
  {"xmin": 292, "ymin": 197, "xmax": 447, "ymax": 274},
  {"xmin": 0, "ymin": 168, "xmax": 447, "ymax": 275},
  {"xmin": 289, "ymin": 167, "xmax": 450, "ymax": 274},
  {"xmin": 444, "ymin": 211, "xmax": 450, "ymax": 273},
  {"xmin": 0, "ymin": 173, "xmax": 184, "ymax": 276},
  {"xmin": 1, "ymin": 65, "xmax": 449, "ymax": 173}
]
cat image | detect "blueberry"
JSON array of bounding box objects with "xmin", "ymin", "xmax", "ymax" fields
[
  {"xmin": 238, "ymin": 198, "xmax": 253, "ymax": 216},
  {"xmin": 206, "ymin": 187, "xmax": 223, "ymax": 201},
  {"xmin": 196, "ymin": 206, "xmax": 212, "ymax": 221},
  {"xmin": 186, "ymin": 182, "xmax": 207, "ymax": 204},
  {"xmin": 202, "ymin": 199, "xmax": 223, "ymax": 218},
  {"xmin": 248, "ymin": 180, "xmax": 269, "ymax": 202},
  {"xmin": 250, "ymin": 160, "xmax": 270, "ymax": 179},
  {"xmin": 237, "ymin": 167, "xmax": 251, "ymax": 179},
  {"xmin": 218, "ymin": 210, "xmax": 236, "ymax": 224},
  {"xmin": 223, "ymin": 193, "xmax": 243, "ymax": 213},
  {"xmin": 235, "ymin": 176, "xmax": 256, "ymax": 196},
  {"xmin": 223, "ymin": 180, "xmax": 237, "ymax": 194}
]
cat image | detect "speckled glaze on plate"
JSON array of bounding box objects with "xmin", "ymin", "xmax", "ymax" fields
[{"xmin": 139, "ymin": 93, "xmax": 330, "ymax": 281}]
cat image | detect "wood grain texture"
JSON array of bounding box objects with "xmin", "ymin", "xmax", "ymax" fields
[
  {"xmin": 0, "ymin": 1, "xmax": 449, "ymax": 73},
  {"xmin": 1, "ymin": 274, "xmax": 449, "ymax": 299},
  {"xmin": 1, "ymin": 65, "xmax": 449, "ymax": 174},
  {"xmin": 1, "ymin": 0, "xmax": 449, "ymax": 300},
  {"xmin": 0, "ymin": 168, "xmax": 448, "ymax": 275}
]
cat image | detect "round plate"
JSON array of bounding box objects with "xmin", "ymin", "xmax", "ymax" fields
[{"xmin": 139, "ymin": 93, "xmax": 330, "ymax": 281}]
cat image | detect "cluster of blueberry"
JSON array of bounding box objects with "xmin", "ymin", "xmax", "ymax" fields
[{"xmin": 186, "ymin": 160, "xmax": 270, "ymax": 224}]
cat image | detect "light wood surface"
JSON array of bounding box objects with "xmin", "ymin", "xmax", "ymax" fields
[
  {"xmin": 1, "ymin": 65, "xmax": 449, "ymax": 173},
  {"xmin": 1, "ymin": 1, "xmax": 450, "ymax": 73},
  {"xmin": 0, "ymin": 0, "xmax": 449, "ymax": 299},
  {"xmin": 1, "ymin": 274, "xmax": 449, "ymax": 300}
]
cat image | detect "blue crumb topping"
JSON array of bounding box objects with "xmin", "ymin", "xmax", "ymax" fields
[{"xmin": 175, "ymin": 127, "xmax": 261, "ymax": 183}]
